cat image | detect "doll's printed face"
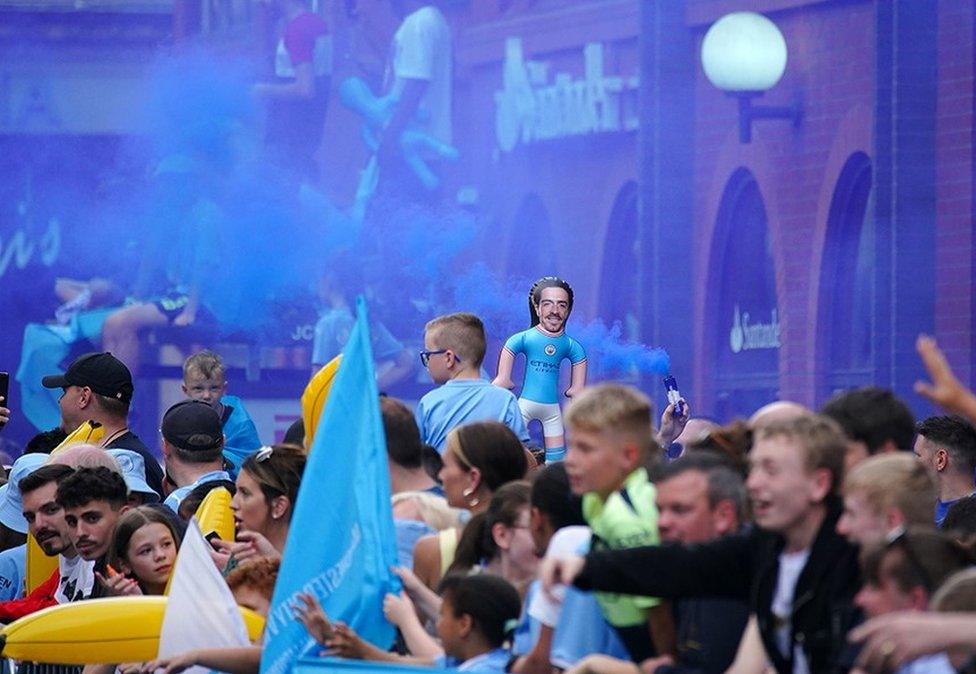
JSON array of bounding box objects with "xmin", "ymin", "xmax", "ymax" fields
[{"xmin": 535, "ymin": 287, "xmax": 570, "ymax": 334}]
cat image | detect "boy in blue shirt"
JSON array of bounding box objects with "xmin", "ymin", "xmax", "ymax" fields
[
  {"xmin": 182, "ymin": 350, "xmax": 261, "ymax": 474},
  {"xmin": 416, "ymin": 313, "xmax": 530, "ymax": 452}
]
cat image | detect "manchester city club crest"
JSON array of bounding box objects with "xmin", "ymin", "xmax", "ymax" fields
[{"xmin": 544, "ymin": 343, "xmax": 556, "ymax": 356}]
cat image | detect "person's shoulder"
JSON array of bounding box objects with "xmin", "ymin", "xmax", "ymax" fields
[
  {"xmin": 0, "ymin": 544, "xmax": 26, "ymax": 561},
  {"xmin": 418, "ymin": 385, "xmax": 450, "ymax": 408},
  {"xmin": 588, "ymin": 481, "xmax": 657, "ymax": 542},
  {"xmin": 546, "ymin": 526, "xmax": 591, "ymax": 557},
  {"xmin": 108, "ymin": 431, "xmax": 151, "ymax": 453}
]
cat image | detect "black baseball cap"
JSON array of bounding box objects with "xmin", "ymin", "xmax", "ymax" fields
[
  {"xmin": 42, "ymin": 352, "xmax": 134, "ymax": 404},
  {"xmin": 161, "ymin": 400, "xmax": 223, "ymax": 452}
]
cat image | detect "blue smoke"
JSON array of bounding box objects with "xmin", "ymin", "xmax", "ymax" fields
[
  {"xmin": 574, "ymin": 320, "xmax": 671, "ymax": 380},
  {"xmin": 449, "ymin": 263, "xmax": 528, "ymax": 341},
  {"xmin": 136, "ymin": 49, "xmax": 356, "ymax": 336}
]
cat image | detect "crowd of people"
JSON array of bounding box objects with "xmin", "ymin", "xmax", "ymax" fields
[{"xmin": 1, "ymin": 308, "xmax": 976, "ymax": 674}]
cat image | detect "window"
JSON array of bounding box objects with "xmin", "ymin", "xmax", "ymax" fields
[
  {"xmin": 598, "ymin": 181, "xmax": 640, "ymax": 341},
  {"xmin": 819, "ymin": 152, "xmax": 874, "ymax": 398},
  {"xmin": 708, "ymin": 168, "xmax": 780, "ymax": 420}
]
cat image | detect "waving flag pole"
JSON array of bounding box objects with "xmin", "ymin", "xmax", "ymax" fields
[{"xmin": 261, "ymin": 298, "xmax": 401, "ymax": 674}]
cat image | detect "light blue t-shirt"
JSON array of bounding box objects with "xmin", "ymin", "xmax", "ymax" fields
[
  {"xmin": 416, "ymin": 379, "xmax": 531, "ymax": 452},
  {"xmin": 394, "ymin": 519, "xmax": 436, "ymax": 569},
  {"xmin": 503, "ymin": 327, "xmax": 586, "ymax": 404},
  {"xmin": 437, "ymin": 648, "xmax": 511, "ymax": 674},
  {"xmin": 163, "ymin": 470, "xmax": 233, "ymax": 513},
  {"xmin": 0, "ymin": 544, "xmax": 26, "ymax": 601}
]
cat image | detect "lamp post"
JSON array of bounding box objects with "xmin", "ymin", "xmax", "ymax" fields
[{"xmin": 701, "ymin": 11, "xmax": 801, "ymax": 143}]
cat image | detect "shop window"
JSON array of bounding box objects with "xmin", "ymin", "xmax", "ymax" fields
[
  {"xmin": 819, "ymin": 152, "xmax": 874, "ymax": 398},
  {"xmin": 598, "ymin": 181, "xmax": 640, "ymax": 341},
  {"xmin": 708, "ymin": 168, "xmax": 780, "ymax": 420}
]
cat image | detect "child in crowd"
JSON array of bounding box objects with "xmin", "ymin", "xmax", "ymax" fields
[
  {"xmin": 416, "ymin": 313, "xmax": 530, "ymax": 452},
  {"xmin": 103, "ymin": 506, "xmax": 182, "ymax": 596},
  {"xmin": 182, "ymin": 350, "xmax": 261, "ymax": 475},
  {"xmin": 562, "ymin": 384, "xmax": 675, "ymax": 662},
  {"xmin": 434, "ymin": 574, "xmax": 522, "ymax": 674},
  {"xmin": 297, "ymin": 572, "xmax": 522, "ymax": 674},
  {"xmin": 511, "ymin": 463, "xmax": 616, "ymax": 674},
  {"xmin": 83, "ymin": 508, "xmax": 183, "ymax": 674}
]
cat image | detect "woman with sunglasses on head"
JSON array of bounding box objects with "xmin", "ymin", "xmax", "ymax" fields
[{"xmin": 216, "ymin": 444, "xmax": 307, "ymax": 564}]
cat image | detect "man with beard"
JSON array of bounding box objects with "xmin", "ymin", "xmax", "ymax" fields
[
  {"xmin": 0, "ymin": 463, "xmax": 81, "ymax": 620},
  {"xmin": 494, "ymin": 277, "xmax": 587, "ymax": 462},
  {"xmin": 56, "ymin": 466, "xmax": 128, "ymax": 598}
]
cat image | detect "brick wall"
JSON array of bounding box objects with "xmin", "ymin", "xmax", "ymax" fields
[
  {"xmin": 688, "ymin": 1, "xmax": 876, "ymax": 412},
  {"xmin": 934, "ymin": 0, "xmax": 975, "ymax": 387}
]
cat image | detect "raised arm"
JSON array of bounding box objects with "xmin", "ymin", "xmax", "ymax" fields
[{"xmin": 570, "ymin": 535, "xmax": 755, "ymax": 601}]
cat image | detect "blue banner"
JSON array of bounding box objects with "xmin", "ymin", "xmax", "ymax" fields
[{"xmin": 261, "ymin": 298, "xmax": 400, "ymax": 674}]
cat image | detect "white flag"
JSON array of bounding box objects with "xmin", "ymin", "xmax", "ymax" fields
[{"xmin": 158, "ymin": 519, "xmax": 250, "ymax": 674}]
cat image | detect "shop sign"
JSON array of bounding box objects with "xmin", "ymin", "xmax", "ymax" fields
[
  {"xmin": 729, "ymin": 304, "xmax": 781, "ymax": 353},
  {"xmin": 494, "ymin": 37, "xmax": 638, "ymax": 152}
]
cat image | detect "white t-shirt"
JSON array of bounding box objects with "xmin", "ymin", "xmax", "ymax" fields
[
  {"xmin": 54, "ymin": 554, "xmax": 95, "ymax": 604},
  {"xmin": 528, "ymin": 526, "xmax": 591, "ymax": 627},
  {"xmin": 771, "ymin": 549, "xmax": 810, "ymax": 674},
  {"xmin": 387, "ymin": 5, "xmax": 452, "ymax": 144}
]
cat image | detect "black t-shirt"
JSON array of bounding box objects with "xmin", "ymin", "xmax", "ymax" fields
[{"xmin": 105, "ymin": 431, "xmax": 164, "ymax": 495}]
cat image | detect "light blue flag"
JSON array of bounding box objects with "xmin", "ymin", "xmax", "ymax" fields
[{"xmin": 261, "ymin": 298, "xmax": 401, "ymax": 674}]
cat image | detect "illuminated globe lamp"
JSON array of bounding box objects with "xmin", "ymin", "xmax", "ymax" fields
[{"xmin": 701, "ymin": 12, "xmax": 802, "ymax": 143}]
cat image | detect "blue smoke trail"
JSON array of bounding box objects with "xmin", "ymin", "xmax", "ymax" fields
[
  {"xmin": 449, "ymin": 263, "xmax": 528, "ymax": 341},
  {"xmin": 574, "ymin": 320, "xmax": 671, "ymax": 380},
  {"xmin": 137, "ymin": 49, "xmax": 356, "ymax": 337}
]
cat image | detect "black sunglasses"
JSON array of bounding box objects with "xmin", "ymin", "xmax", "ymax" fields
[{"xmin": 419, "ymin": 349, "xmax": 460, "ymax": 367}]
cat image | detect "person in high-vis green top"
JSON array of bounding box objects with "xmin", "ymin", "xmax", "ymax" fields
[{"xmin": 563, "ymin": 383, "xmax": 676, "ymax": 663}]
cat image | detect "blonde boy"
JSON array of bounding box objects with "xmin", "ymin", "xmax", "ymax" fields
[
  {"xmin": 181, "ymin": 350, "xmax": 260, "ymax": 473},
  {"xmin": 562, "ymin": 383, "xmax": 675, "ymax": 661},
  {"xmin": 836, "ymin": 452, "xmax": 937, "ymax": 547},
  {"xmin": 182, "ymin": 350, "xmax": 227, "ymax": 404}
]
